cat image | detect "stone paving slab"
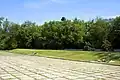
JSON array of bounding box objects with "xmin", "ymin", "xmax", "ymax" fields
[{"xmin": 0, "ymin": 53, "xmax": 120, "ymax": 80}]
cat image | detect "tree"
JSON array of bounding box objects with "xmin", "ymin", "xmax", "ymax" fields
[
  {"xmin": 0, "ymin": 16, "xmax": 120, "ymax": 50},
  {"xmin": 61, "ymin": 17, "xmax": 66, "ymax": 21},
  {"xmin": 108, "ymin": 16, "xmax": 120, "ymax": 49},
  {"xmin": 85, "ymin": 18, "xmax": 110, "ymax": 49}
]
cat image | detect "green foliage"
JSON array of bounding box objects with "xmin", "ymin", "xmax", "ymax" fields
[
  {"xmin": 100, "ymin": 52, "xmax": 120, "ymax": 63},
  {"xmin": 85, "ymin": 18, "xmax": 110, "ymax": 49},
  {"xmin": 108, "ymin": 16, "xmax": 120, "ymax": 49},
  {"xmin": 102, "ymin": 40, "xmax": 112, "ymax": 51},
  {"xmin": 0, "ymin": 16, "xmax": 120, "ymax": 52},
  {"xmin": 61, "ymin": 17, "xmax": 66, "ymax": 21},
  {"xmin": 83, "ymin": 42, "xmax": 95, "ymax": 51}
]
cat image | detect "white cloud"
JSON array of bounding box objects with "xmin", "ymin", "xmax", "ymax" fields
[{"xmin": 102, "ymin": 15, "xmax": 120, "ymax": 19}]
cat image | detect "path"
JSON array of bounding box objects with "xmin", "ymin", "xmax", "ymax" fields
[{"xmin": 0, "ymin": 52, "xmax": 120, "ymax": 80}]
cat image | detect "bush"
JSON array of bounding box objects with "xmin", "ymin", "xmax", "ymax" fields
[
  {"xmin": 100, "ymin": 52, "xmax": 120, "ymax": 63},
  {"xmin": 83, "ymin": 42, "xmax": 95, "ymax": 51},
  {"xmin": 102, "ymin": 40, "xmax": 112, "ymax": 51},
  {"xmin": 83, "ymin": 46, "xmax": 91, "ymax": 51},
  {"xmin": 90, "ymin": 48, "xmax": 95, "ymax": 51}
]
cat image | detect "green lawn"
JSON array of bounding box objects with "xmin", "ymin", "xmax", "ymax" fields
[
  {"xmin": 0, "ymin": 51, "xmax": 10, "ymax": 55},
  {"xmin": 9, "ymin": 49, "xmax": 120, "ymax": 65}
]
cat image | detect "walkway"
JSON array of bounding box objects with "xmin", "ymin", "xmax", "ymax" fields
[{"xmin": 0, "ymin": 53, "xmax": 120, "ymax": 80}]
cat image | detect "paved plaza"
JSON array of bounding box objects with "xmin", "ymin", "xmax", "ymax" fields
[{"xmin": 0, "ymin": 53, "xmax": 120, "ymax": 80}]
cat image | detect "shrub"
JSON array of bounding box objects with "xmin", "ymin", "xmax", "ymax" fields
[
  {"xmin": 101, "ymin": 40, "xmax": 112, "ymax": 51},
  {"xmin": 83, "ymin": 42, "xmax": 95, "ymax": 51},
  {"xmin": 83, "ymin": 46, "xmax": 91, "ymax": 51},
  {"xmin": 100, "ymin": 52, "xmax": 120, "ymax": 63}
]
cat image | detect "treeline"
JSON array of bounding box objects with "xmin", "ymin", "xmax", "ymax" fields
[{"xmin": 0, "ymin": 16, "xmax": 120, "ymax": 51}]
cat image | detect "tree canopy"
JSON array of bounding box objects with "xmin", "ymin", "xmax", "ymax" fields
[{"xmin": 0, "ymin": 16, "xmax": 120, "ymax": 51}]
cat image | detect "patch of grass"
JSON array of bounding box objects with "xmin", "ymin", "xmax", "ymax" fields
[
  {"xmin": 10, "ymin": 49, "xmax": 100, "ymax": 61},
  {"xmin": 9, "ymin": 49, "xmax": 120, "ymax": 65},
  {"xmin": 0, "ymin": 51, "xmax": 10, "ymax": 55}
]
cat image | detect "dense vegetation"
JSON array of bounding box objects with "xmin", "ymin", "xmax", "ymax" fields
[{"xmin": 0, "ymin": 16, "xmax": 120, "ymax": 51}]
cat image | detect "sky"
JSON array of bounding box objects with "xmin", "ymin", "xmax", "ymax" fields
[{"xmin": 0, "ymin": 0, "xmax": 120, "ymax": 24}]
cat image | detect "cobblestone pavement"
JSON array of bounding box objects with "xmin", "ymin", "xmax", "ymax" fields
[{"xmin": 0, "ymin": 54, "xmax": 120, "ymax": 80}]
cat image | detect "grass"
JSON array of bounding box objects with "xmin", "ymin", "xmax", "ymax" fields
[
  {"xmin": 0, "ymin": 50, "xmax": 10, "ymax": 55},
  {"xmin": 9, "ymin": 49, "xmax": 120, "ymax": 65},
  {"xmin": 10, "ymin": 49, "xmax": 100, "ymax": 61}
]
